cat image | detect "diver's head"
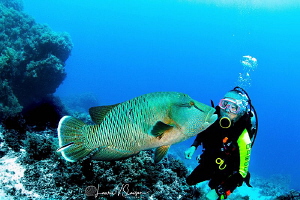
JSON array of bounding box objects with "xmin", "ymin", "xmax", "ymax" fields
[{"xmin": 218, "ymin": 90, "xmax": 249, "ymax": 124}]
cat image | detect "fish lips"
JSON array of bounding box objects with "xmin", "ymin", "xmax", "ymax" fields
[{"xmin": 205, "ymin": 109, "xmax": 218, "ymax": 125}]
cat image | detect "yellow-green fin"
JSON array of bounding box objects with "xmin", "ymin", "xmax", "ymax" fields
[
  {"xmin": 154, "ymin": 145, "xmax": 171, "ymax": 163},
  {"xmin": 89, "ymin": 104, "xmax": 119, "ymax": 124},
  {"xmin": 151, "ymin": 121, "xmax": 173, "ymax": 138},
  {"xmin": 57, "ymin": 116, "xmax": 92, "ymax": 162}
]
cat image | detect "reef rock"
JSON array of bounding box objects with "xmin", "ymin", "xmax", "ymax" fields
[{"xmin": 0, "ymin": 0, "xmax": 73, "ymax": 119}]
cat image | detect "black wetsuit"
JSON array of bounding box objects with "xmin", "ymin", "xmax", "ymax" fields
[{"xmin": 186, "ymin": 112, "xmax": 252, "ymax": 192}]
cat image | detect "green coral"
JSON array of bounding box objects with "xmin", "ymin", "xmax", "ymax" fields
[
  {"xmin": 0, "ymin": 79, "xmax": 22, "ymax": 117},
  {"xmin": 0, "ymin": 0, "xmax": 23, "ymax": 11},
  {"xmin": 0, "ymin": 0, "xmax": 73, "ymax": 119}
]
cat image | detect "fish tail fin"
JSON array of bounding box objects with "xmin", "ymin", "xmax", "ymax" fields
[{"xmin": 57, "ymin": 116, "xmax": 92, "ymax": 162}]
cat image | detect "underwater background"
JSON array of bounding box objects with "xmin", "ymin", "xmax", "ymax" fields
[{"xmin": 1, "ymin": 0, "xmax": 300, "ymax": 199}]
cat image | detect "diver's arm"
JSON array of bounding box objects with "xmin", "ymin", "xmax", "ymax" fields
[
  {"xmin": 191, "ymin": 133, "xmax": 202, "ymax": 149},
  {"xmin": 186, "ymin": 127, "xmax": 210, "ymax": 159},
  {"xmin": 237, "ymin": 128, "xmax": 252, "ymax": 178},
  {"xmin": 185, "ymin": 131, "xmax": 203, "ymax": 159}
]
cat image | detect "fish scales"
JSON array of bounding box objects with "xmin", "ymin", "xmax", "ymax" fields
[
  {"xmin": 57, "ymin": 92, "xmax": 217, "ymax": 162},
  {"xmin": 91, "ymin": 93, "xmax": 168, "ymax": 153}
]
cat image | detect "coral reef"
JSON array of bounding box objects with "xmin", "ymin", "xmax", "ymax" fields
[
  {"xmin": 1, "ymin": 95, "xmax": 67, "ymax": 156},
  {"xmin": 251, "ymin": 174, "xmax": 290, "ymax": 197},
  {"xmin": 276, "ymin": 190, "xmax": 300, "ymax": 200},
  {"xmin": 0, "ymin": 0, "xmax": 23, "ymax": 11},
  {"xmin": 1, "ymin": 102, "xmax": 298, "ymax": 200},
  {"xmin": 0, "ymin": 116, "xmax": 300, "ymax": 200},
  {"xmin": 21, "ymin": 96, "xmax": 67, "ymax": 131},
  {"xmin": 0, "ymin": 126, "xmax": 205, "ymax": 199},
  {"xmin": 0, "ymin": 0, "xmax": 73, "ymax": 119}
]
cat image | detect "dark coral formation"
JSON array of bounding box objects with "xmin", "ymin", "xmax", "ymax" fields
[
  {"xmin": 276, "ymin": 190, "xmax": 300, "ymax": 200},
  {"xmin": 1, "ymin": 113, "xmax": 299, "ymax": 199},
  {"xmin": 0, "ymin": 0, "xmax": 73, "ymax": 119},
  {"xmin": 1, "ymin": 96, "xmax": 67, "ymax": 155},
  {"xmin": 21, "ymin": 96, "xmax": 67, "ymax": 131},
  {"xmin": 19, "ymin": 130, "xmax": 202, "ymax": 199},
  {"xmin": 0, "ymin": 124, "xmax": 202, "ymax": 199}
]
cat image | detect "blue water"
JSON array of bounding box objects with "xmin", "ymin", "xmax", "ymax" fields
[{"xmin": 23, "ymin": 0, "xmax": 300, "ymax": 191}]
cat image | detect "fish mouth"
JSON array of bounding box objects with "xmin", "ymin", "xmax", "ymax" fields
[{"xmin": 205, "ymin": 109, "xmax": 218, "ymax": 124}]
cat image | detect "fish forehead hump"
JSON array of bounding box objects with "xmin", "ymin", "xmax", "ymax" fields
[
  {"xmin": 98, "ymin": 92, "xmax": 192, "ymax": 128},
  {"xmin": 100, "ymin": 92, "xmax": 191, "ymax": 130},
  {"xmin": 118, "ymin": 92, "xmax": 189, "ymax": 114},
  {"xmin": 135, "ymin": 92, "xmax": 191, "ymax": 104},
  {"xmin": 124, "ymin": 92, "xmax": 192, "ymax": 112}
]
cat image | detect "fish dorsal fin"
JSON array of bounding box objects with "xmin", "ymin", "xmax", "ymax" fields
[
  {"xmin": 154, "ymin": 145, "xmax": 171, "ymax": 163},
  {"xmin": 89, "ymin": 104, "xmax": 119, "ymax": 124},
  {"xmin": 151, "ymin": 121, "xmax": 173, "ymax": 138}
]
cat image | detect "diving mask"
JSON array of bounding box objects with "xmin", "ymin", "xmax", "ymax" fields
[{"xmin": 218, "ymin": 98, "xmax": 244, "ymax": 114}]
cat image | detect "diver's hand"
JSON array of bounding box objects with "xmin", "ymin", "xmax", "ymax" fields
[
  {"xmin": 205, "ymin": 189, "xmax": 219, "ymax": 200},
  {"xmin": 184, "ymin": 146, "xmax": 196, "ymax": 159},
  {"xmin": 206, "ymin": 188, "xmax": 227, "ymax": 200}
]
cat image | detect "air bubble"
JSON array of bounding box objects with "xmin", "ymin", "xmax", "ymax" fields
[{"xmin": 236, "ymin": 55, "xmax": 258, "ymax": 88}]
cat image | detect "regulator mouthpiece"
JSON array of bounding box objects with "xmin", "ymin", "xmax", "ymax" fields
[{"xmin": 219, "ymin": 117, "xmax": 231, "ymax": 128}]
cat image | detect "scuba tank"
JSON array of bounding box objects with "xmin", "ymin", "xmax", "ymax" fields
[
  {"xmin": 232, "ymin": 86, "xmax": 258, "ymax": 147},
  {"xmin": 249, "ymin": 105, "xmax": 258, "ymax": 147}
]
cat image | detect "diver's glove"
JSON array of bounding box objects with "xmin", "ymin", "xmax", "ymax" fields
[
  {"xmin": 205, "ymin": 189, "xmax": 219, "ymax": 200},
  {"xmin": 184, "ymin": 146, "xmax": 196, "ymax": 159},
  {"xmin": 206, "ymin": 186, "xmax": 228, "ymax": 200}
]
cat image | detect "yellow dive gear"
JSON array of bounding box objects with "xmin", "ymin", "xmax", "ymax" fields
[
  {"xmin": 216, "ymin": 158, "xmax": 226, "ymax": 170},
  {"xmin": 219, "ymin": 117, "xmax": 231, "ymax": 128}
]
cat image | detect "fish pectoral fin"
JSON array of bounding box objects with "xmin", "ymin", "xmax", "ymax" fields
[
  {"xmin": 154, "ymin": 145, "xmax": 171, "ymax": 163},
  {"xmin": 151, "ymin": 121, "xmax": 173, "ymax": 138},
  {"xmin": 89, "ymin": 104, "xmax": 120, "ymax": 124}
]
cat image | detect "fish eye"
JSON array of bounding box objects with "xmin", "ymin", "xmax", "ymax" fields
[{"xmin": 178, "ymin": 102, "xmax": 193, "ymax": 108}]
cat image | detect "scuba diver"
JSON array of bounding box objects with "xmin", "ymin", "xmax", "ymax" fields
[{"xmin": 184, "ymin": 87, "xmax": 258, "ymax": 200}]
